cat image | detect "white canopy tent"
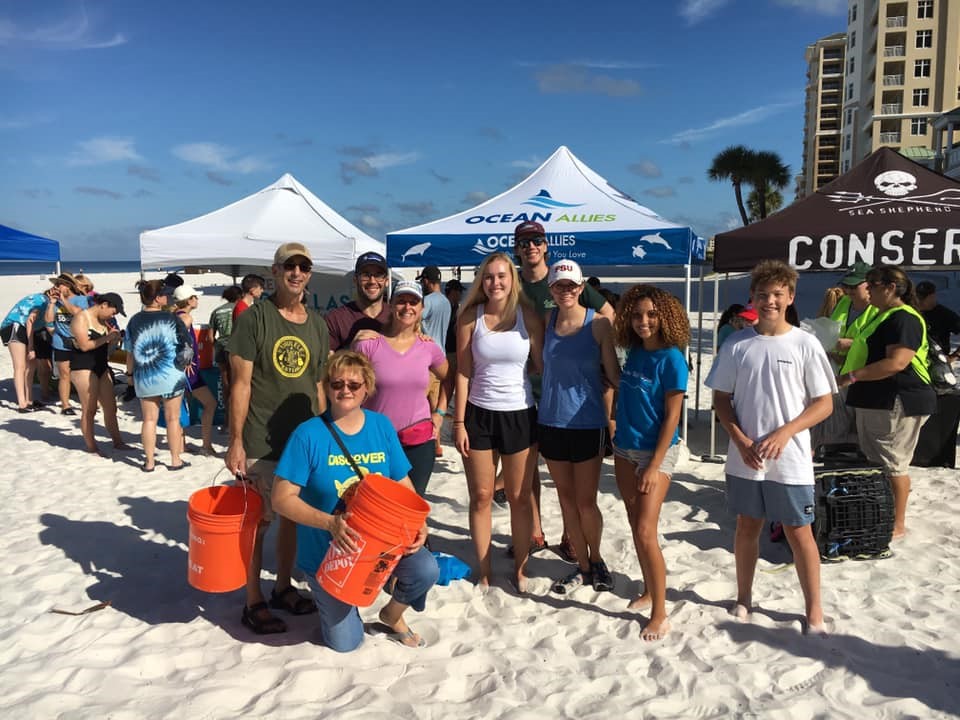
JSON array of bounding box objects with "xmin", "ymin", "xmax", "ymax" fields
[{"xmin": 139, "ymin": 174, "xmax": 384, "ymax": 275}]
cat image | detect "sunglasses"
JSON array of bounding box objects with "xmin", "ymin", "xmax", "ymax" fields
[
  {"xmin": 516, "ymin": 236, "xmax": 546, "ymax": 249},
  {"xmin": 283, "ymin": 261, "xmax": 313, "ymax": 273},
  {"xmin": 329, "ymin": 379, "xmax": 364, "ymax": 392},
  {"xmin": 358, "ymin": 270, "xmax": 388, "ymax": 281}
]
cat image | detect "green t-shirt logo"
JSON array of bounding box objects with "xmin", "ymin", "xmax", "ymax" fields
[{"xmin": 272, "ymin": 334, "xmax": 310, "ymax": 378}]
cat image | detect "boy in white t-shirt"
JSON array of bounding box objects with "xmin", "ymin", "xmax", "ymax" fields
[{"xmin": 705, "ymin": 260, "xmax": 836, "ymax": 635}]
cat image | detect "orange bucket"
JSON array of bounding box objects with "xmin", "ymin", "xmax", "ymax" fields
[
  {"xmin": 317, "ymin": 474, "xmax": 430, "ymax": 607},
  {"xmin": 196, "ymin": 327, "xmax": 215, "ymax": 370},
  {"xmin": 187, "ymin": 483, "xmax": 262, "ymax": 593}
]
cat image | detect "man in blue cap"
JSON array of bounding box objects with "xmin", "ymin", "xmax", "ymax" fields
[{"xmin": 326, "ymin": 251, "xmax": 392, "ymax": 352}]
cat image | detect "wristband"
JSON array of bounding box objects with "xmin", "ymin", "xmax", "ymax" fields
[
  {"xmin": 847, "ymin": 372, "xmax": 857, "ymax": 384},
  {"xmin": 452, "ymin": 420, "xmax": 465, "ymax": 425},
  {"xmin": 434, "ymin": 408, "xmax": 445, "ymax": 416}
]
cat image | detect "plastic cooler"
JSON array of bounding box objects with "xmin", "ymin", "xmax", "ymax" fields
[{"xmin": 813, "ymin": 464, "xmax": 893, "ymax": 560}]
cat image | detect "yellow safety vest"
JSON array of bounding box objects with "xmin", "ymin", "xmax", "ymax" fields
[
  {"xmin": 841, "ymin": 304, "xmax": 931, "ymax": 384},
  {"xmin": 830, "ymin": 296, "xmax": 879, "ymax": 341}
]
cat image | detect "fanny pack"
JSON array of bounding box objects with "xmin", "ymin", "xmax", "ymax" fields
[{"xmin": 397, "ymin": 418, "xmax": 434, "ymax": 447}]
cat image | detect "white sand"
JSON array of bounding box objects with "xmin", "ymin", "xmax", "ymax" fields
[{"xmin": 1, "ymin": 270, "xmax": 958, "ymax": 719}]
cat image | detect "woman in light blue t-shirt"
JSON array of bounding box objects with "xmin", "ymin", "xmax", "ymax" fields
[{"xmin": 612, "ymin": 284, "xmax": 689, "ymax": 642}]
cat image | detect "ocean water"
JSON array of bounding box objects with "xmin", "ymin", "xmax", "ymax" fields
[{"xmin": 0, "ymin": 260, "xmax": 148, "ymax": 276}]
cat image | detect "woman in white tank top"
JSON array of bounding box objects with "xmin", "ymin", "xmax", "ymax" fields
[{"xmin": 453, "ymin": 253, "xmax": 544, "ymax": 592}]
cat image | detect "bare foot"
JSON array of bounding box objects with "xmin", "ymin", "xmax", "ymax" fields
[
  {"xmin": 627, "ymin": 594, "xmax": 652, "ymax": 611},
  {"xmin": 85, "ymin": 446, "xmax": 107, "ymax": 457},
  {"xmin": 892, "ymin": 528, "xmax": 906, "ymax": 540},
  {"xmin": 511, "ymin": 572, "xmax": 528, "ymax": 595},
  {"xmin": 201, "ymin": 446, "xmax": 218, "ymax": 457},
  {"xmin": 804, "ymin": 619, "xmax": 829, "ymax": 636},
  {"xmin": 730, "ymin": 602, "xmax": 751, "ymax": 620},
  {"xmin": 640, "ymin": 617, "xmax": 671, "ymax": 641}
]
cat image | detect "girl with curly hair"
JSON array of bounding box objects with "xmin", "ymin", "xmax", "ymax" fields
[{"xmin": 612, "ymin": 284, "xmax": 690, "ymax": 641}]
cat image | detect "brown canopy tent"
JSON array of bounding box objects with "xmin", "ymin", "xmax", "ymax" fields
[{"xmin": 713, "ymin": 147, "xmax": 960, "ymax": 273}]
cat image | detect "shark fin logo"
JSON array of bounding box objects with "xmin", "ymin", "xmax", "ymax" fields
[{"xmin": 522, "ymin": 189, "xmax": 584, "ymax": 210}]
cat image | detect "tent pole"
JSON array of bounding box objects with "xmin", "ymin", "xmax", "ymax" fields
[
  {"xmin": 695, "ymin": 264, "xmax": 704, "ymax": 423},
  {"xmin": 701, "ymin": 272, "xmax": 724, "ymax": 463},
  {"xmin": 682, "ymin": 263, "xmax": 692, "ymax": 443}
]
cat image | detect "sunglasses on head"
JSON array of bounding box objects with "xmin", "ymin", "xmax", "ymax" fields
[
  {"xmin": 283, "ymin": 260, "xmax": 313, "ymax": 273},
  {"xmin": 516, "ymin": 236, "xmax": 546, "ymax": 249},
  {"xmin": 329, "ymin": 379, "xmax": 364, "ymax": 392}
]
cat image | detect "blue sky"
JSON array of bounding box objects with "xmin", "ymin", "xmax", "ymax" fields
[{"xmin": 1, "ymin": 0, "xmax": 848, "ymax": 261}]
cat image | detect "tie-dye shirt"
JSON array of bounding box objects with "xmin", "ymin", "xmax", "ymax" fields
[{"xmin": 125, "ymin": 309, "xmax": 193, "ymax": 398}]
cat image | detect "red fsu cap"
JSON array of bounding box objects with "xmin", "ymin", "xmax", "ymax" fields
[{"xmin": 514, "ymin": 221, "xmax": 545, "ymax": 239}]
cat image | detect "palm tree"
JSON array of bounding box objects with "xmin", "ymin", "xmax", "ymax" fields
[
  {"xmin": 707, "ymin": 145, "xmax": 753, "ymax": 226},
  {"xmin": 747, "ymin": 150, "xmax": 791, "ymax": 220},
  {"xmin": 747, "ymin": 187, "xmax": 784, "ymax": 222}
]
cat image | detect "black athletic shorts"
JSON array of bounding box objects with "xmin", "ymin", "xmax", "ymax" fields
[
  {"xmin": 53, "ymin": 348, "xmax": 73, "ymax": 363},
  {"xmin": 33, "ymin": 328, "xmax": 53, "ymax": 359},
  {"xmin": 1, "ymin": 323, "xmax": 27, "ymax": 345},
  {"xmin": 538, "ymin": 425, "xmax": 609, "ymax": 464},
  {"xmin": 464, "ymin": 402, "xmax": 537, "ymax": 455}
]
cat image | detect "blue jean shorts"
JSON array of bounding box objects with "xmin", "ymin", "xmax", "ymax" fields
[{"xmin": 725, "ymin": 474, "xmax": 815, "ymax": 527}]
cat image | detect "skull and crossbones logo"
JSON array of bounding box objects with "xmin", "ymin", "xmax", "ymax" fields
[{"xmin": 874, "ymin": 171, "xmax": 917, "ymax": 197}]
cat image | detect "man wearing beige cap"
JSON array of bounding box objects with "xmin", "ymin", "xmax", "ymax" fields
[{"xmin": 226, "ymin": 242, "xmax": 330, "ymax": 634}]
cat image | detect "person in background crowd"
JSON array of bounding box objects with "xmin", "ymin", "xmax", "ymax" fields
[
  {"xmin": 70, "ymin": 293, "xmax": 127, "ymax": 455},
  {"xmin": 514, "ymin": 220, "xmax": 615, "ymax": 563},
  {"xmin": 817, "ymin": 287, "xmax": 844, "ymax": 319},
  {"xmin": 586, "ymin": 276, "xmax": 601, "ymax": 290},
  {"xmin": 538, "ymin": 260, "xmax": 620, "ymax": 597},
  {"xmin": 172, "ymin": 285, "xmax": 218, "ymax": 456},
  {"xmin": 227, "ymin": 242, "xmax": 329, "ymax": 635},
  {"xmin": 831, "ymin": 262, "xmax": 878, "ymax": 366},
  {"xmin": 715, "ymin": 303, "xmax": 746, "ymax": 349},
  {"xmin": 44, "ymin": 272, "xmax": 90, "ymax": 416},
  {"xmin": 210, "ymin": 285, "xmax": 242, "ymax": 427},
  {"xmin": 839, "ymin": 265, "xmax": 937, "ymax": 539},
  {"xmin": 271, "ymin": 351, "xmax": 437, "ymax": 651},
  {"xmin": 354, "ymin": 280, "xmax": 450, "ymax": 496},
  {"xmin": 453, "ymin": 252, "xmax": 544, "ymax": 592},
  {"xmin": 915, "ymin": 281, "xmax": 960, "ymax": 359},
  {"xmin": 326, "ymin": 252, "xmax": 392, "ymax": 352},
  {"xmin": 1, "ymin": 290, "xmax": 48, "ymax": 412},
  {"xmin": 443, "ymin": 278, "xmax": 464, "ymax": 369},
  {"xmin": 74, "ymin": 274, "xmax": 95, "ymax": 297},
  {"xmin": 31, "ymin": 287, "xmax": 57, "ymax": 405},
  {"xmin": 612, "ymin": 284, "xmax": 690, "ymax": 641},
  {"xmin": 706, "ymin": 260, "xmax": 835, "ymax": 636},
  {"xmin": 233, "ymin": 274, "xmax": 265, "ymax": 322},
  {"xmin": 125, "ymin": 280, "xmax": 193, "ymax": 472},
  {"xmin": 417, "ymin": 265, "xmax": 451, "ymax": 457}
]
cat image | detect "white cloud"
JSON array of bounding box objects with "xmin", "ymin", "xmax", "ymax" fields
[
  {"xmin": 773, "ymin": 0, "xmax": 846, "ymax": 14},
  {"xmin": 679, "ymin": 0, "xmax": 730, "ymax": 25},
  {"xmin": 359, "ymin": 214, "xmax": 384, "ymax": 230},
  {"xmin": 510, "ymin": 156, "xmax": 544, "ymax": 170},
  {"xmin": 0, "ymin": 10, "xmax": 127, "ymax": 50},
  {"xmin": 629, "ymin": 160, "xmax": 662, "ymax": 178},
  {"xmin": 67, "ymin": 137, "xmax": 140, "ymax": 166},
  {"xmin": 365, "ymin": 152, "xmax": 419, "ymax": 170},
  {"xmin": 172, "ymin": 142, "xmax": 267, "ymax": 174},
  {"xmin": 463, "ymin": 191, "xmax": 490, "ymax": 205},
  {"xmin": 535, "ymin": 64, "xmax": 641, "ymax": 97},
  {"xmin": 663, "ymin": 101, "xmax": 797, "ymax": 144},
  {"xmin": 0, "ymin": 113, "xmax": 53, "ymax": 130}
]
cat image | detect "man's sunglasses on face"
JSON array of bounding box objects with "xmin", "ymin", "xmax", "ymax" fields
[{"xmin": 516, "ymin": 236, "xmax": 547, "ymax": 250}]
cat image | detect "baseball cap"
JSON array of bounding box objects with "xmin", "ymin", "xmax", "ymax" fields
[
  {"xmin": 96, "ymin": 292, "xmax": 126, "ymax": 316},
  {"xmin": 172, "ymin": 284, "xmax": 202, "ymax": 302},
  {"xmin": 393, "ymin": 279, "xmax": 423, "ymax": 300},
  {"xmin": 514, "ymin": 220, "xmax": 545, "ymax": 239},
  {"xmin": 274, "ymin": 242, "xmax": 313, "ymax": 266},
  {"xmin": 355, "ymin": 251, "xmax": 388, "ymax": 274},
  {"xmin": 547, "ymin": 259, "xmax": 584, "ymax": 286},
  {"xmin": 915, "ymin": 281, "xmax": 937, "ymax": 298},
  {"xmin": 737, "ymin": 306, "xmax": 759, "ymax": 322},
  {"xmin": 416, "ymin": 265, "xmax": 441, "ymax": 283},
  {"xmin": 48, "ymin": 272, "xmax": 81, "ymax": 294},
  {"xmin": 839, "ymin": 261, "xmax": 872, "ymax": 287}
]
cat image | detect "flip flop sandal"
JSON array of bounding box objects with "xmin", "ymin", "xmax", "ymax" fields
[
  {"xmin": 269, "ymin": 586, "xmax": 317, "ymax": 615},
  {"xmin": 367, "ymin": 622, "xmax": 426, "ymax": 648},
  {"xmin": 241, "ymin": 602, "xmax": 286, "ymax": 634}
]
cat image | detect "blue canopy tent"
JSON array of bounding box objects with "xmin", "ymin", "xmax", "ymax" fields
[{"xmin": 0, "ymin": 224, "xmax": 61, "ymax": 271}]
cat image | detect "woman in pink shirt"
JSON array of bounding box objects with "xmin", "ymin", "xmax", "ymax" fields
[{"xmin": 353, "ymin": 280, "xmax": 450, "ymax": 495}]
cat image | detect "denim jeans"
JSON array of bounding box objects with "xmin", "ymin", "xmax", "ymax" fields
[{"xmin": 305, "ymin": 546, "xmax": 439, "ymax": 653}]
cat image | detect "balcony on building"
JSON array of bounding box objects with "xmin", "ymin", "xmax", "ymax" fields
[
  {"xmin": 879, "ymin": 131, "xmax": 902, "ymax": 144},
  {"xmin": 932, "ymin": 106, "xmax": 960, "ymax": 180},
  {"xmin": 883, "ymin": 45, "xmax": 905, "ymax": 58},
  {"xmin": 880, "ymin": 103, "xmax": 903, "ymax": 115},
  {"xmin": 882, "ymin": 73, "xmax": 904, "ymax": 86},
  {"xmin": 886, "ymin": 15, "xmax": 906, "ymax": 28}
]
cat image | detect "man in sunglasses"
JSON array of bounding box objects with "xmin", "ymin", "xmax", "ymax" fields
[
  {"xmin": 326, "ymin": 251, "xmax": 392, "ymax": 352},
  {"xmin": 513, "ymin": 221, "xmax": 615, "ymax": 563},
  {"xmin": 226, "ymin": 242, "xmax": 330, "ymax": 635}
]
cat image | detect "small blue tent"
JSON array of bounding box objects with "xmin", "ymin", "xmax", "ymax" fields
[{"xmin": 0, "ymin": 224, "xmax": 61, "ymax": 263}]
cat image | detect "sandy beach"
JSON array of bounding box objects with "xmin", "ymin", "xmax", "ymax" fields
[{"xmin": 1, "ymin": 269, "xmax": 958, "ymax": 719}]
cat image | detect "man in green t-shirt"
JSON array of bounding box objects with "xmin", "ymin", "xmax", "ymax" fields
[{"xmin": 226, "ymin": 242, "xmax": 330, "ymax": 635}]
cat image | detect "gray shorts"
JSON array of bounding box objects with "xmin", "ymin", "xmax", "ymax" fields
[
  {"xmin": 726, "ymin": 474, "xmax": 815, "ymax": 527},
  {"xmin": 855, "ymin": 396, "xmax": 928, "ymax": 476},
  {"xmin": 613, "ymin": 443, "xmax": 681, "ymax": 477},
  {"xmin": 244, "ymin": 458, "xmax": 278, "ymax": 523}
]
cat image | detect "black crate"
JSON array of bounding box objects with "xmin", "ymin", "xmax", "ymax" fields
[{"xmin": 814, "ymin": 466, "xmax": 894, "ymax": 560}]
